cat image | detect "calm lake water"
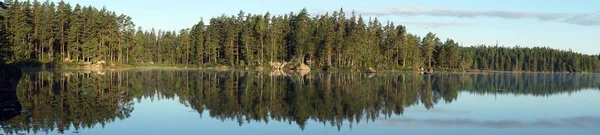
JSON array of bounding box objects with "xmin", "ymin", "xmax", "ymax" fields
[{"xmin": 1, "ymin": 69, "xmax": 599, "ymax": 135}]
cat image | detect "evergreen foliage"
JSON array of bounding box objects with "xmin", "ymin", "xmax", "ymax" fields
[{"xmin": 0, "ymin": 1, "xmax": 598, "ymax": 72}]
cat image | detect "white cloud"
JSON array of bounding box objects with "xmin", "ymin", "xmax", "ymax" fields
[
  {"xmin": 377, "ymin": 116, "xmax": 600, "ymax": 129},
  {"xmin": 399, "ymin": 21, "xmax": 471, "ymax": 29},
  {"xmin": 359, "ymin": 7, "xmax": 600, "ymax": 26}
]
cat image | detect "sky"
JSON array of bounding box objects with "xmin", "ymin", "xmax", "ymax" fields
[{"xmin": 52, "ymin": 0, "xmax": 600, "ymax": 55}]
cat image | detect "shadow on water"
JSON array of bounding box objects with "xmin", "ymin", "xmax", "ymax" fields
[
  {"xmin": 0, "ymin": 65, "xmax": 22, "ymax": 121},
  {"xmin": 1, "ymin": 69, "xmax": 600, "ymax": 134}
]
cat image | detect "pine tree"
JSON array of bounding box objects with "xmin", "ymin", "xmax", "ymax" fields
[
  {"xmin": 333, "ymin": 9, "xmax": 346, "ymax": 67},
  {"xmin": 395, "ymin": 25, "xmax": 407, "ymax": 66},
  {"xmin": 382, "ymin": 22, "xmax": 396, "ymax": 66},
  {"xmin": 441, "ymin": 39, "xmax": 460, "ymax": 69},
  {"xmin": 67, "ymin": 4, "xmax": 82, "ymax": 61},
  {"xmin": 117, "ymin": 14, "xmax": 134, "ymax": 63},
  {"xmin": 223, "ymin": 16, "xmax": 237, "ymax": 66},
  {"xmin": 351, "ymin": 14, "xmax": 367, "ymax": 68},
  {"xmin": 292, "ymin": 8, "xmax": 310, "ymax": 64},
  {"xmin": 254, "ymin": 12, "xmax": 267, "ymax": 65},
  {"xmin": 240, "ymin": 13, "xmax": 253, "ymax": 66},
  {"xmin": 148, "ymin": 28, "xmax": 157, "ymax": 62},
  {"xmin": 191, "ymin": 19, "xmax": 205, "ymax": 64},
  {"xmin": 315, "ymin": 13, "xmax": 334, "ymax": 67},
  {"xmin": 267, "ymin": 15, "xmax": 282, "ymax": 63},
  {"xmin": 406, "ymin": 34, "xmax": 422, "ymax": 68},
  {"xmin": 42, "ymin": 1, "xmax": 56, "ymax": 62},
  {"xmin": 32, "ymin": 0, "xmax": 41, "ymax": 60},
  {"xmin": 365, "ymin": 17, "xmax": 382, "ymax": 68},
  {"xmin": 81, "ymin": 6, "xmax": 96, "ymax": 62},
  {"xmin": 16, "ymin": 0, "xmax": 33, "ymax": 60},
  {"xmin": 133, "ymin": 26, "xmax": 144, "ymax": 63},
  {"xmin": 206, "ymin": 19, "xmax": 219, "ymax": 63},
  {"xmin": 179, "ymin": 28, "xmax": 191, "ymax": 64},
  {"xmin": 56, "ymin": 1, "xmax": 70, "ymax": 61},
  {"xmin": 422, "ymin": 32, "xmax": 436, "ymax": 68},
  {"xmin": 345, "ymin": 11, "xmax": 357, "ymax": 67}
]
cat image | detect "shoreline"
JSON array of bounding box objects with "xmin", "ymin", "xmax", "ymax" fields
[{"xmin": 16, "ymin": 66, "xmax": 594, "ymax": 74}]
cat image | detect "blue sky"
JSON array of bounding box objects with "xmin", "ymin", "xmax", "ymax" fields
[{"xmin": 54, "ymin": 0, "xmax": 599, "ymax": 55}]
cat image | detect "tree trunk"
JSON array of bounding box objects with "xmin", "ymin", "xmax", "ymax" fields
[
  {"xmin": 119, "ymin": 41, "xmax": 122, "ymax": 63},
  {"xmin": 327, "ymin": 43, "xmax": 332, "ymax": 66},
  {"xmin": 118, "ymin": 32, "xmax": 123, "ymax": 63},
  {"xmin": 229, "ymin": 40, "xmax": 234, "ymax": 65},
  {"xmin": 66, "ymin": 39, "xmax": 70, "ymax": 60},
  {"xmin": 214, "ymin": 48, "xmax": 218, "ymax": 63},
  {"xmin": 186, "ymin": 43, "xmax": 189, "ymax": 65},
  {"xmin": 396, "ymin": 47, "xmax": 400, "ymax": 65},
  {"xmin": 260, "ymin": 37, "xmax": 264, "ymax": 65},
  {"xmin": 99, "ymin": 39, "xmax": 102, "ymax": 61},
  {"xmin": 271, "ymin": 36, "xmax": 275, "ymax": 62},
  {"xmin": 299, "ymin": 50, "xmax": 305, "ymax": 64},
  {"xmin": 403, "ymin": 56, "xmax": 406, "ymax": 67},
  {"xmin": 157, "ymin": 41, "xmax": 160, "ymax": 64},
  {"xmin": 40, "ymin": 42, "xmax": 44, "ymax": 61},
  {"xmin": 49, "ymin": 39, "xmax": 53, "ymax": 61},
  {"xmin": 337, "ymin": 52, "xmax": 341, "ymax": 67},
  {"xmin": 235, "ymin": 40, "xmax": 239, "ymax": 65},
  {"xmin": 428, "ymin": 58, "xmax": 431, "ymax": 68}
]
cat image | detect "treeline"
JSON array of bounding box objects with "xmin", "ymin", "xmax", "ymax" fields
[
  {"xmin": 465, "ymin": 46, "xmax": 600, "ymax": 72},
  {"xmin": 1, "ymin": 0, "xmax": 599, "ymax": 72},
  {"xmin": 0, "ymin": 0, "xmax": 136, "ymax": 64}
]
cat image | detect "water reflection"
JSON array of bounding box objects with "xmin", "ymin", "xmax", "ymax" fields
[{"xmin": 1, "ymin": 70, "xmax": 599, "ymax": 134}]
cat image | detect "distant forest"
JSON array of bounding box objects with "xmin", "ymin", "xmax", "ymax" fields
[{"xmin": 0, "ymin": 0, "xmax": 599, "ymax": 72}]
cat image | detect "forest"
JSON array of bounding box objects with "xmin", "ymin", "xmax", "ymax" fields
[
  {"xmin": 0, "ymin": 0, "xmax": 599, "ymax": 72},
  {"xmin": 2, "ymin": 70, "xmax": 600, "ymax": 134}
]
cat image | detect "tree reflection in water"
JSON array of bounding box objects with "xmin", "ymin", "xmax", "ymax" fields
[{"xmin": 1, "ymin": 70, "xmax": 599, "ymax": 134}]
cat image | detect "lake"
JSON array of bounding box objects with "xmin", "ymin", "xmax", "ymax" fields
[{"xmin": 1, "ymin": 69, "xmax": 599, "ymax": 135}]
